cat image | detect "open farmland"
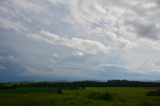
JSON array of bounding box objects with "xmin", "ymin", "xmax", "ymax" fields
[{"xmin": 0, "ymin": 87, "xmax": 159, "ymax": 106}]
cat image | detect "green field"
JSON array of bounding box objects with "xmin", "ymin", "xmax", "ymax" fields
[{"xmin": 0, "ymin": 87, "xmax": 159, "ymax": 106}]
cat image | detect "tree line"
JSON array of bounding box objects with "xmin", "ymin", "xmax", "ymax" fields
[{"xmin": 0, "ymin": 80, "xmax": 160, "ymax": 89}]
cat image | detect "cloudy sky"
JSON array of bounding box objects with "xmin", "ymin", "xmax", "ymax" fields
[{"xmin": 0, "ymin": 0, "xmax": 160, "ymax": 82}]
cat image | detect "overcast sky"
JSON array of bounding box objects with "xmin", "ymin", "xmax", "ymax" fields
[{"xmin": 0, "ymin": 0, "xmax": 160, "ymax": 82}]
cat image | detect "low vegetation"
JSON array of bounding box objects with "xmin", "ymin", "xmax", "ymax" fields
[
  {"xmin": 88, "ymin": 92, "xmax": 112, "ymax": 100},
  {"xmin": 0, "ymin": 80, "xmax": 159, "ymax": 106},
  {"xmin": 146, "ymin": 89, "xmax": 160, "ymax": 96}
]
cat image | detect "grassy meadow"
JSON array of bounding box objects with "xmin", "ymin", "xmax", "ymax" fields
[{"xmin": 0, "ymin": 87, "xmax": 160, "ymax": 106}]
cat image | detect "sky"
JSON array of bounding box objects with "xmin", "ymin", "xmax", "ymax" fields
[{"xmin": 0, "ymin": 0, "xmax": 160, "ymax": 82}]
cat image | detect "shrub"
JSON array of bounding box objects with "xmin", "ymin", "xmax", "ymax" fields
[
  {"xmin": 137, "ymin": 102, "xmax": 151, "ymax": 106},
  {"xmin": 112, "ymin": 102, "xmax": 127, "ymax": 106},
  {"xmin": 88, "ymin": 91, "xmax": 112, "ymax": 100},
  {"xmin": 57, "ymin": 88, "xmax": 63, "ymax": 94},
  {"xmin": 101, "ymin": 92, "xmax": 112, "ymax": 100},
  {"xmin": 146, "ymin": 89, "xmax": 160, "ymax": 96},
  {"xmin": 88, "ymin": 92, "xmax": 100, "ymax": 99},
  {"xmin": 118, "ymin": 97, "xmax": 127, "ymax": 103}
]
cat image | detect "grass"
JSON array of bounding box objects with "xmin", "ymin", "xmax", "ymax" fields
[
  {"xmin": 0, "ymin": 87, "xmax": 57, "ymax": 94},
  {"xmin": 0, "ymin": 87, "xmax": 159, "ymax": 106}
]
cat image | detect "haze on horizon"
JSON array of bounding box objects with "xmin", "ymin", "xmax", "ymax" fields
[{"xmin": 0, "ymin": 0, "xmax": 160, "ymax": 82}]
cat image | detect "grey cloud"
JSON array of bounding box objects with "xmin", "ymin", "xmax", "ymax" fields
[
  {"xmin": 0, "ymin": 65, "xmax": 7, "ymax": 71},
  {"xmin": 122, "ymin": 0, "xmax": 160, "ymax": 40},
  {"xmin": 0, "ymin": 0, "xmax": 160, "ymax": 82},
  {"xmin": 126, "ymin": 21, "xmax": 160, "ymax": 40}
]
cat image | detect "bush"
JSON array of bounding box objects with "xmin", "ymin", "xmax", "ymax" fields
[
  {"xmin": 88, "ymin": 91, "xmax": 112, "ymax": 100},
  {"xmin": 137, "ymin": 102, "xmax": 151, "ymax": 106},
  {"xmin": 57, "ymin": 88, "xmax": 63, "ymax": 94},
  {"xmin": 118, "ymin": 97, "xmax": 127, "ymax": 103},
  {"xmin": 101, "ymin": 92, "xmax": 112, "ymax": 100},
  {"xmin": 146, "ymin": 89, "xmax": 160, "ymax": 96}
]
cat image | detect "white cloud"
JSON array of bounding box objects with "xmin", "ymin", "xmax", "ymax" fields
[
  {"xmin": 28, "ymin": 30, "xmax": 109, "ymax": 55},
  {"xmin": 52, "ymin": 53, "xmax": 60, "ymax": 58},
  {"xmin": 0, "ymin": 65, "xmax": 7, "ymax": 71},
  {"xmin": 37, "ymin": 31, "xmax": 60, "ymax": 43},
  {"xmin": 98, "ymin": 63, "xmax": 124, "ymax": 70},
  {"xmin": 151, "ymin": 42, "xmax": 160, "ymax": 50},
  {"xmin": 0, "ymin": 17, "xmax": 27, "ymax": 32},
  {"xmin": 72, "ymin": 51, "xmax": 84, "ymax": 56},
  {"xmin": 48, "ymin": 0, "xmax": 67, "ymax": 5},
  {"xmin": 125, "ymin": 58, "xmax": 160, "ymax": 73},
  {"xmin": 116, "ymin": 37, "xmax": 138, "ymax": 49},
  {"xmin": 8, "ymin": 0, "xmax": 44, "ymax": 14},
  {"xmin": 64, "ymin": 37, "xmax": 109, "ymax": 54},
  {"xmin": 118, "ymin": 50, "xmax": 160, "ymax": 73}
]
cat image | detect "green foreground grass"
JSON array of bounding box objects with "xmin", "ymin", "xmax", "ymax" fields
[{"xmin": 0, "ymin": 87, "xmax": 159, "ymax": 106}]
